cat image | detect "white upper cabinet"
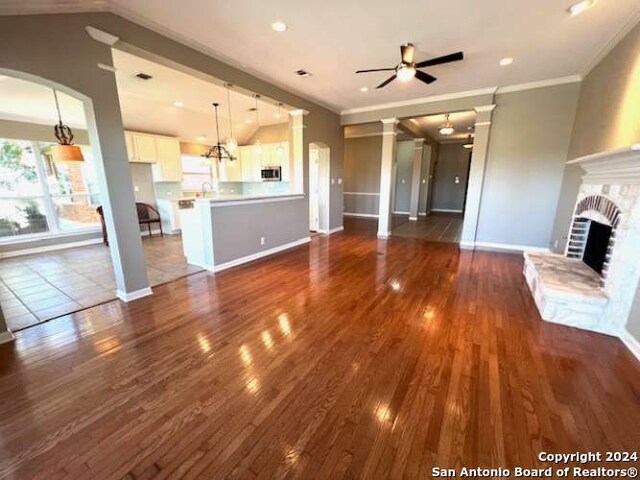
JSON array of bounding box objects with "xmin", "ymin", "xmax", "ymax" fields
[
  {"xmin": 153, "ymin": 136, "xmax": 183, "ymax": 182},
  {"xmin": 132, "ymin": 134, "xmax": 157, "ymax": 163},
  {"xmin": 236, "ymin": 142, "xmax": 290, "ymax": 182}
]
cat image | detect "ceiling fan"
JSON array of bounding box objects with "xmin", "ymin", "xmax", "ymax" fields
[{"xmin": 356, "ymin": 43, "xmax": 464, "ymax": 89}]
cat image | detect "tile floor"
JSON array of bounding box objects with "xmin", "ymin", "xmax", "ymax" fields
[
  {"xmin": 0, "ymin": 235, "xmax": 202, "ymax": 331},
  {"xmin": 391, "ymin": 212, "xmax": 463, "ymax": 243}
]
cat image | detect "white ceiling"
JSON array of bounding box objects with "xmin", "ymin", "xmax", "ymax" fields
[
  {"xmin": 102, "ymin": 0, "xmax": 640, "ymax": 111},
  {"xmin": 0, "ymin": 51, "xmax": 290, "ymax": 145},
  {"xmin": 412, "ymin": 111, "xmax": 477, "ymax": 143},
  {"xmin": 2, "ymin": 1, "xmax": 639, "ymax": 114}
]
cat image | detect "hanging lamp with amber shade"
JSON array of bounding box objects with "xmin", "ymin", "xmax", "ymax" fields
[{"xmin": 50, "ymin": 89, "xmax": 84, "ymax": 162}]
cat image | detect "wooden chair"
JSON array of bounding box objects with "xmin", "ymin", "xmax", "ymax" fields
[{"xmin": 96, "ymin": 203, "xmax": 163, "ymax": 246}]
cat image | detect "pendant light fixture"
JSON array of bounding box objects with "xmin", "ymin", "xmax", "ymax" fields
[
  {"xmin": 439, "ymin": 113, "xmax": 455, "ymax": 136},
  {"xmin": 463, "ymin": 134, "xmax": 474, "ymax": 150},
  {"xmin": 253, "ymin": 94, "xmax": 262, "ymax": 156},
  {"xmin": 224, "ymin": 83, "xmax": 238, "ymax": 153},
  {"xmin": 202, "ymin": 103, "xmax": 235, "ymax": 162},
  {"xmin": 50, "ymin": 89, "xmax": 84, "ymax": 162}
]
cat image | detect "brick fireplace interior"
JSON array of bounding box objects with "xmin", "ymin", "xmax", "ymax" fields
[{"xmin": 582, "ymin": 219, "xmax": 613, "ymax": 275}]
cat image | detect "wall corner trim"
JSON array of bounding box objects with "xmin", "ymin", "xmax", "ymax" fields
[
  {"xmin": 495, "ymin": 75, "xmax": 582, "ymax": 95},
  {"xmin": 85, "ymin": 25, "xmax": 120, "ymax": 46},
  {"xmin": 474, "ymin": 104, "xmax": 497, "ymax": 113},
  {"xmin": 325, "ymin": 226, "xmax": 344, "ymax": 235},
  {"xmin": 620, "ymin": 328, "xmax": 640, "ymax": 361},
  {"xmin": 117, "ymin": 287, "xmax": 153, "ymax": 302},
  {"xmin": 0, "ymin": 331, "xmax": 15, "ymax": 345}
]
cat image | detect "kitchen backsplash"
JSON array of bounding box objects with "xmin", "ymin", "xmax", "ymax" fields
[{"xmin": 154, "ymin": 181, "xmax": 291, "ymax": 199}]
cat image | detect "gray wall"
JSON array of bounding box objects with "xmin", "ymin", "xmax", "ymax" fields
[
  {"xmin": 551, "ymin": 21, "xmax": 640, "ymax": 252},
  {"xmin": 343, "ymin": 135, "xmax": 382, "ymax": 216},
  {"xmin": 393, "ymin": 140, "xmax": 414, "ymax": 214},
  {"xmin": 475, "ymin": 83, "xmax": 580, "ymax": 247},
  {"xmin": 431, "ymin": 142, "xmax": 470, "ymax": 212},
  {"xmin": 246, "ymin": 122, "xmax": 289, "ymax": 145},
  {"xmin": 211, "ymin": 198, "xmax": 308, "ymax": 265},
  {"xmin": 130, "ymin": 163, "xmax": 157, "ymax": 207},
  {"xmin": 0, "ymin": 119, "xmax": 90, "ymax": 144}
]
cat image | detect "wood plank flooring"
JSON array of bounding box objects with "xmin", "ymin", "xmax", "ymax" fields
[
  {"xmin": 0, "ymin": 217, "xmax": 638, "ymax": 479},
  {"xmin": 391, "ymin": 213, "xmax": 463, "ymax": 243}
]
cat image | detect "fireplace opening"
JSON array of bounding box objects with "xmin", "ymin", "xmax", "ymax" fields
[{"xmin": 582, "ymin": 220, "xmax": 612, "ymax": 274}]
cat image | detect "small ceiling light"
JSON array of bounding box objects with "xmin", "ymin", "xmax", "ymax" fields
[
  {"xmin": 197, "ymin": 135, "xmax": 208, "ymax": 142},
  {"xmin": 439, "ymin": 113, "xmax": 455, "ymax": 136},
  {"xmin": 568, "ymin": 0, "xmax": 596, "ymax": 16},
  {"xmin": 174, "ymin": 100, "xmax": 184, "ymax": 107},
  {"xmin": 396, "ymin": 64, "xmax": 416, "ymax": 82},
  {"xmin": 245, "ymin": 118, "xmax": 253, "ymax": 124},
  {"xmin": 360, "ymin": 86, "xmax": 369, "ymax": 93},
  {"xmin": 499, "ymin": 57, "xmax": 513, "ymax": 66},
  {"xmin": 271, "ymin": 21, "xmax": 287, "ymax": 32}
]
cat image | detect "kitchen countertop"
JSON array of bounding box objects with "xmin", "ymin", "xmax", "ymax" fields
[{"xmin": 194, "ymin": 193, "xmax": 305, "ymax": 204}]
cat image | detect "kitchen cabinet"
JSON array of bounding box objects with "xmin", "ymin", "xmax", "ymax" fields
[
  {"xmin": 153, "ymin": 137, "xmax": 183, "ymax": 182},
  {"xmin": 235, "ymin": 142, "xmax": 290, "ymax": 182},
  {"xmin": 125, "ymin": 131, "xmax": 182, "ymax": 182}
]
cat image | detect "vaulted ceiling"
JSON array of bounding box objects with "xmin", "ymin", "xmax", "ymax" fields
[{"xmin": 2, "ymin": 0, "xmax": 640, "ymax": 113}]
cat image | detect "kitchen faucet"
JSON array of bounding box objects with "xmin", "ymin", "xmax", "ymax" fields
[{"xmin": 201, "ymin": 182, "xmax": 214, "ymax": 198}]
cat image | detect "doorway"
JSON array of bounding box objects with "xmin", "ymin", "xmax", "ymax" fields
[{"xmin": 309, "ymin": 143, "xmax": 331, "ymax": 233}]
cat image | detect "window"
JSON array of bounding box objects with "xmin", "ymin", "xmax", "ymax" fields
[
  {"xmin": 181, "ymin": 155, "xmax": 216, "ymax": 192},
  {"xmin": 0, "ymin": 138, "xmax": 101, "ymax": 240}
]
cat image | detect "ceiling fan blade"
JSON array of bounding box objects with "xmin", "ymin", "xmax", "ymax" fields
[
  {"xmin": 376, "ymin": 75, "xmax": 397, "ymax": 89},
  {"xmin": 400, "ymin": 43, "xmax": 414, "ymax": 64},
  {"xmin": 415, "ymin": 70, "xmax": 437, "ymax": 85},
  {"xmin": 415, "ymin": 51, "xmax": 464, "ymax": 68},
  {"xmin": 355, "ymin": 67, "xmax": 396, "ymax": 73}
]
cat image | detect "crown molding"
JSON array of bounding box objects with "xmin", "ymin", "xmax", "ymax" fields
[
  {"xmin": 581, "ymin": 7, "xmax": 640, "ymax": 77},
  {"xmin": 86, "ymin": 25, "xmax": 119, "ymax": 45},
  {"xmin": 474, "ymin": 104, "xmax": 496, "ymax": 113},
  {"xmin": 340, "ymin": 87, "xmax": 498, "ymax": 116},
  {"xmin": 495, "ymin": 75, "xmax": 582, "ymax": 94},
  {"xmin": 0, "ymin": 0, "xmax": 108, "ymax": 15}
]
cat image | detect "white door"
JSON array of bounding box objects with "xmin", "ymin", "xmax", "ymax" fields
[{"xmin": 309, "ymin": 148, "xmax": 320, "ymax": 232}]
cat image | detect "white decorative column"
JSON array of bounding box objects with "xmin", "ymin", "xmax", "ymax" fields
[
  {"xmin": 378, "ymin": 118, "xmax": 398, "ymax": 238},
  {"xmin": 409, "ymin": 139, "xmax": 425, "ymax": 221},
  {"xmin": 289, "ymin": 109, "xmax": 306, "ymax": 194},
  {"xmin": 460, "ymin": 104, "xmax": 496, "ymax": 248}
]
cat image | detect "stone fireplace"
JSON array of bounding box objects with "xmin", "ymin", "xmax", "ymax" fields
[{"xmin": 524, "ymin": 146, "xmax": 640, "ymax": 337}]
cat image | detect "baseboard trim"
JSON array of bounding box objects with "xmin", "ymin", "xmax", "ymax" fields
[
  {"xmin": 0, "ymin": 237, "xmax": 103, "ymax": 259},
  {"xmin": 117, "ymin": 286, "xmax": 153, "ymax": 302},
  {"xmin": 620, "ymin": 328, "xmax": 640, "ymax": 361},
  {"xmin": 409, "ymin": 216, "xmax": 418, "ymax": 221},
  {"xmin": 393, "ymin": 211, "xmax": 410, "ymax": 215},
  {"xmin": 325, "ymin": 226, "xmax": 344, "ymax": 235},
  {"xmin": 431, "ymin": 208, "xmax": 463, "ymax": 213},
  {"xmin": 474, "ymin": 241, "xmax": 551, "ymax": 253},
  {"xmin": 343, "ymin": 212, "xmax": 379, "ymax": 218},
  {"xmin": 0, "ymin": 331, "xmax": 15, "ymax": 344},
  {"xmin": 213, "ymin": 237, "xmax": 311, "ymax": 273},
  {"xmin": 459, "ymin": 241, "xmax": 476, "ymax": 250},
  {"xmin": 377, "ymin": 231, "xmax": 391, "ymax": 239}
]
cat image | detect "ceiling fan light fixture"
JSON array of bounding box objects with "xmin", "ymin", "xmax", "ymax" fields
[{"xmin": 396, "ymin": 64, "xmax": 416, "ymax": 81}]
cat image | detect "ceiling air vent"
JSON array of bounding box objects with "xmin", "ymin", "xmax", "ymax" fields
[
  {"xmin": 294, "ymin": 69, "xmax": 312, "ymax": 78},
  {"xmin": 135, "ymin": 72, "xmax": 153, "ymax": 80}
]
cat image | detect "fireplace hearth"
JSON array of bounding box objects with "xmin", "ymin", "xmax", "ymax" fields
[{"xmin": 523, "ymin": 145, "xmax": 640, "ymax": 337}]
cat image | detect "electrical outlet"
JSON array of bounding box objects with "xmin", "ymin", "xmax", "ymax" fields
[{"xmin": 260, "ymin": 236, "xmax": 266, "ymax": 246}]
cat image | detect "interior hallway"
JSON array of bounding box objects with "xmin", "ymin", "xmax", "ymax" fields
[
  {"xmin": 0, "ymin": 236, "xmax": 202, "ymax": 331},
  {"xmin": 392, "ymin": 212, "xmax": 463, "ymax": 243},
  {"xmin": 0, "ymin": 217, "xmax": 637, "ymax": 479}
]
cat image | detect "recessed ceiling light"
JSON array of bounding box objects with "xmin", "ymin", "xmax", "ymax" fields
[
  {"xmin": 197, "ymin": 135, "xmax": 207, "ymax": 142},
  {"xmin": 360, "ymin": 86, "xmax": 369, "ymax": 93},
  {"xmin": 271, "ymin": 21, "xmax": 287, "ymax": 32},
  {"xmin": 174, "ymin": 100, "xmax": 184, "ymax": 107},
  {"xmin": 567, "ymin": 0, "xmax": 596, "ymax": 16},
  {"xmin": 499, "ymin": 57, "xmax": 514, "ymax": 66},
  {"xmin": 245, "ymin": 119, "xmax": 253, "ymax": 124}
]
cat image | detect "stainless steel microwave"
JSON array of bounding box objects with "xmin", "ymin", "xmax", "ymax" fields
[{"xmin": 261, "ymin": 166, "xmax": 282, "ymax": 182}]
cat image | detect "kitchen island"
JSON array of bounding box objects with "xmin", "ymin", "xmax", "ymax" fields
[{"xmin": 179, "ymin": 193, "xmax": 310, "ymax": 272}]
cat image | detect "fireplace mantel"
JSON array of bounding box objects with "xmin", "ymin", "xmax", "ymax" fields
[{"xmin": 568, "ymin": 145, "xmax": 640, "ymax": 184}]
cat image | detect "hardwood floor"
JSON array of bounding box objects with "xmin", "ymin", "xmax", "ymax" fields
[
  {"xmin": 391, "ymin": 213, "xmax": 463, "ymax": 243},
  {"xmin": 0, "ymin": 217, "xmax": 638, "ymax": 479}
]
